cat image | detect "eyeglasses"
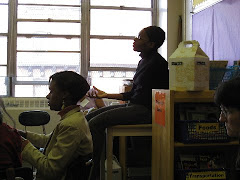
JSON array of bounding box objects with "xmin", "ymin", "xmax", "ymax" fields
[
  {"xmin": 220, "ymin": 105, "xmax": 228, "ymax": 117},
  {"xmin": 134, "ymin": 35, "xmax": 149, "ymax": 42}
]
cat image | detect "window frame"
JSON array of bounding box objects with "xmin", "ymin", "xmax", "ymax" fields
[
  {"xmin": 4, "ymin": 0, "xmax": 160, "ymax": 97},
  {"xmin": 88, "ymin": 4, "xmax": 156, "ymax": 72}
]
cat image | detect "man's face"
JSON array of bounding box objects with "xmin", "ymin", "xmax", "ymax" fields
[
  {"xmin": 133, "ymin": 29, "xmax": 153, "ymax": 53},
  {"xmin": 46, "ymin": 80, "xmax": 64, "ymax": 111},
  {"xmin": 219, "ymin": 105, "xmax": 240, "ymax": 137}
]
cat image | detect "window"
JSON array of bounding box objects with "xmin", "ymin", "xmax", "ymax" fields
[
  {"xmin": 0, "ymin": 1, "xmax": 8, "ymax": 95},
  {"xmin": 0, "ymin": 0, "xmax": 166, "ymax": 97},
  {"xmin": 6, "ymin": 0, "xmax": 81, "ymax": 97},
  {"xmin": 89, "ymin": 1, "xmax": 153, "ymax": 93}
]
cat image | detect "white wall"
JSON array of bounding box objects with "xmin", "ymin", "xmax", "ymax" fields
[
  {"xmin": 167, "ymin": 0, "xmax": 184, "ymax": 59},
  {"xmin": 2, "ymin": 97, "xmax": 59, "ymax": 134},
  {"xmin": 2, "ymin": 97, "xmax": 119, "ymax": 134},
  {"xmin": 4, "ymin": 109, "xmax": 59, "ymax": 134}
]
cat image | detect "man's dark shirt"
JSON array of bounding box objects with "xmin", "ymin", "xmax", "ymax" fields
[{"xmin": 121, "ymin": 51, "xmax": 169, "ymax": 110}]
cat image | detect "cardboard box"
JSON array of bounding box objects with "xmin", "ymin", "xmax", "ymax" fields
[{"xmin": 169, "ymin": 40, "xmax": 209, "ymax": 91}]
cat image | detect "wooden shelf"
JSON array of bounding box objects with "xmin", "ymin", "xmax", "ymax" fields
[
  {"xmin": 151, "ymin": 90, "xmax": 240, "ymax": 180},
  {"xmin": 173, "ymin": 90, "xmax": 215, "ymax": 102},
  {"xmin": 175, "ymin": 140, "xmax": 239, "ymax": 147}
]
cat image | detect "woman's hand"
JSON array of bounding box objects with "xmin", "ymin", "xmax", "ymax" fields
[
  {"xmin": 93, "ymin": 86, "xmax": 108, "ymax": 98},
  {"xmin": 87, "ymin": 86, "xmax": 108, "ymax": 98}
]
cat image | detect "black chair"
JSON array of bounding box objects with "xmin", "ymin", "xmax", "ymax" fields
[
  {"xmin": 0, "ymin": 167, "xmax": 33, "ymax": 180},
  {"xmin": 18, "ymin": 110, "xmax": 50, "ymax": 178},
  {"xmin": 19, "ymin": 110, "xmax": 50, "ymax": 134}
]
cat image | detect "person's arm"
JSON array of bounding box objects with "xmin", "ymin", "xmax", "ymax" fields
[
  {"xmin": 22, "ymin": 125, "xmax": 85, "ymax": 179},
  {"xmin": 91, "ymin": 86, "xmax": 124, "ymax": 100},
  {"xmin": 105, "ymin": 93, "xmax": 123, "ymax": 100},
  {"xmin": 94, "ymin": 98, "xmax": 105, "ymax": 109},
  {"xmin": 26, "ymin": 131, "xmax": 51, "ymax": 148},
  {"xmin": 18, "ymin": 129, "xmax": 51, "ymax": 148}
]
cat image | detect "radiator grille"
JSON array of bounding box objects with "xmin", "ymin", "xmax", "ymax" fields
[{"xmin": 2, "ymin": 97, "xmax": 49, "ymax": 109}]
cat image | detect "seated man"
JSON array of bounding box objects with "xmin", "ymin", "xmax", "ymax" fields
[
  {"xmin": 0, "ymin": 110, "xmax": 22, "ymax": 170},
  {"xmin": 214, "ymin": 77, "xmax": 240, "ymax": 168}
]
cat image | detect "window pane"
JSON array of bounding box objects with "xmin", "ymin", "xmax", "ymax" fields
[
  {"xmin": 17, "ymin": 52, "xmax": 80, "ymax": 79},
  {"xmin": 0, "ymin": 37, "xmax": 7, "ymax": 64},
  {"xmin": 18, "ymin": 22, "xmax": 81, "ymax": 35},
  {"xmin": 90, "ymin": 39, "xmax": 139, "ymax": 68},
  {"xmin": 0, "ymin": 67, "xmax": 7, "ymax": 76},
  {"xmin": 89, "ymin": 71, "xmax": 135, "ymax": 93},
  {"xmin": 18, "ymin": 0, "xmax": 80, "ymax": 5},
  {"xmin": 18, "ymin": 5, "xmax": 81, "ymax": 20},
  {"xmin": 160, "ymin": 0, "xmax": 168, "ymax": 9},
  {"xmin": 158, "ymin": 11, "xmax": 167, "ymax": 60},
  {"xmin": 17, "ymin": 52, "xmax": 80, "ymax": 66},
  {"xmin": 15, "ymin": 85, "xmax": 49, "ymax": 97},
  {"xmin": 91, "ymin": 9, "xmax": 151, "ymax": 36},
  {"xmin": 17, "ymin": 37, "xmax": 80, "ymax": 51},
  {"xmin": 160, "ymin": 12, "xmax": 167, "ymax": 33},
  {"xmin": 17, "ymin": 68, "xmax": 50, "ymax": 81},
  {"xmin": 91, "ymin": 0, "xmax": 151, "ymax": 8},
  {"xmin": 0, "ymin": 76, "xmax": 8, "ymax": 96},
  {"xmin": 17, "ymin": 66, "xmax": 79, "ymax": 81},
  {"xmin": 0, "ymin": 5, "xmax": 8, "ymax": 33},
  {"xmin": 159, "ymin": 41, "xmax": 167, "ymax": 61}
]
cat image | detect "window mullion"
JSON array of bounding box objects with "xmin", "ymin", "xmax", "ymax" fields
[
  {"xmin": 18, "ymin": 3, "xmax": 81, "ymax": 8},
  {"xmin": 89, "ymin": 67, "xmax": 136, "ymax": 72},
  {"xmin": 18, "ymin": 19, "xmax": 81, "ymax": 23},
  {"xmin": 152, "ymin": 0, "xmax": 158, "ymax": 26},
  {"xmin": 17, "ymin": 34, "xmax": 81, "ymax": 38},
  {"xmin": 91, "ymin": 5, "xmax": 152, "ymax": 11},
  {"xmin": 91, "ymin": 35, "xmax": 134, "ymax": 40},
  {"xmin": 17, "ymin": 50, "xmax": 81, "ymax": 53},
  {"xmin": 7, "ymin": 0, "xmax": 18, "ymax": 96},
  {"xmin": 7, "ymin": 0, "xmax": 17, "ymax": 77},
  {"xmin": 14, "ymin": 81, "xmax": 49, "ymax": 86},
  {"xmin": 80, "ymin": 0, "xmax": 90, "ymax": 79},
  {"xmin": 0, "ymin": 33, "xmax": 8, "ymax": 36}
]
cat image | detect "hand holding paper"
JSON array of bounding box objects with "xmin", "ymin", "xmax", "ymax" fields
[{"xmin": 92, "ymin": 86, "xmax": 108, "ymax": 98}]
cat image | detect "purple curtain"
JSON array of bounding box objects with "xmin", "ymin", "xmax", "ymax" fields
[{"xmin": 192, "ymin": 0, "xmax": 240, "ymax": 65}]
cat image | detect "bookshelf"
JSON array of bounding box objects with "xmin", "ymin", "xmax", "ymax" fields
[{"xmin": 151, "ymin": 90, "xmax": 239, "ymax": 180}]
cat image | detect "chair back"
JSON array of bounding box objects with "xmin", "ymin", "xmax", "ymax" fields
[
  {"xmin": 19, "ymin": 110, "xmax": 50, "ymax": 135},
  {"xmin": 19, "ymin": 110, "xmax": 50, "ymax": 126}
]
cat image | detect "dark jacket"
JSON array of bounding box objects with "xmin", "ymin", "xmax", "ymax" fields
[
  {"xmin": 0, "ymin": 123, "xmax": 22, "ymax": 170},
  {"xmin": 121, "ymin": 51, "xmax": 169, "ymax": 109}
]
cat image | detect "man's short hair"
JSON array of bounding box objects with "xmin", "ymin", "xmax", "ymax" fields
[
  {"xmin": 144, "ymin": 26, "xmax": 165, "ymax": 50},
  {"xmin": 214, "ymin": 77, "xmax": 240, "ymax": 109}
]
